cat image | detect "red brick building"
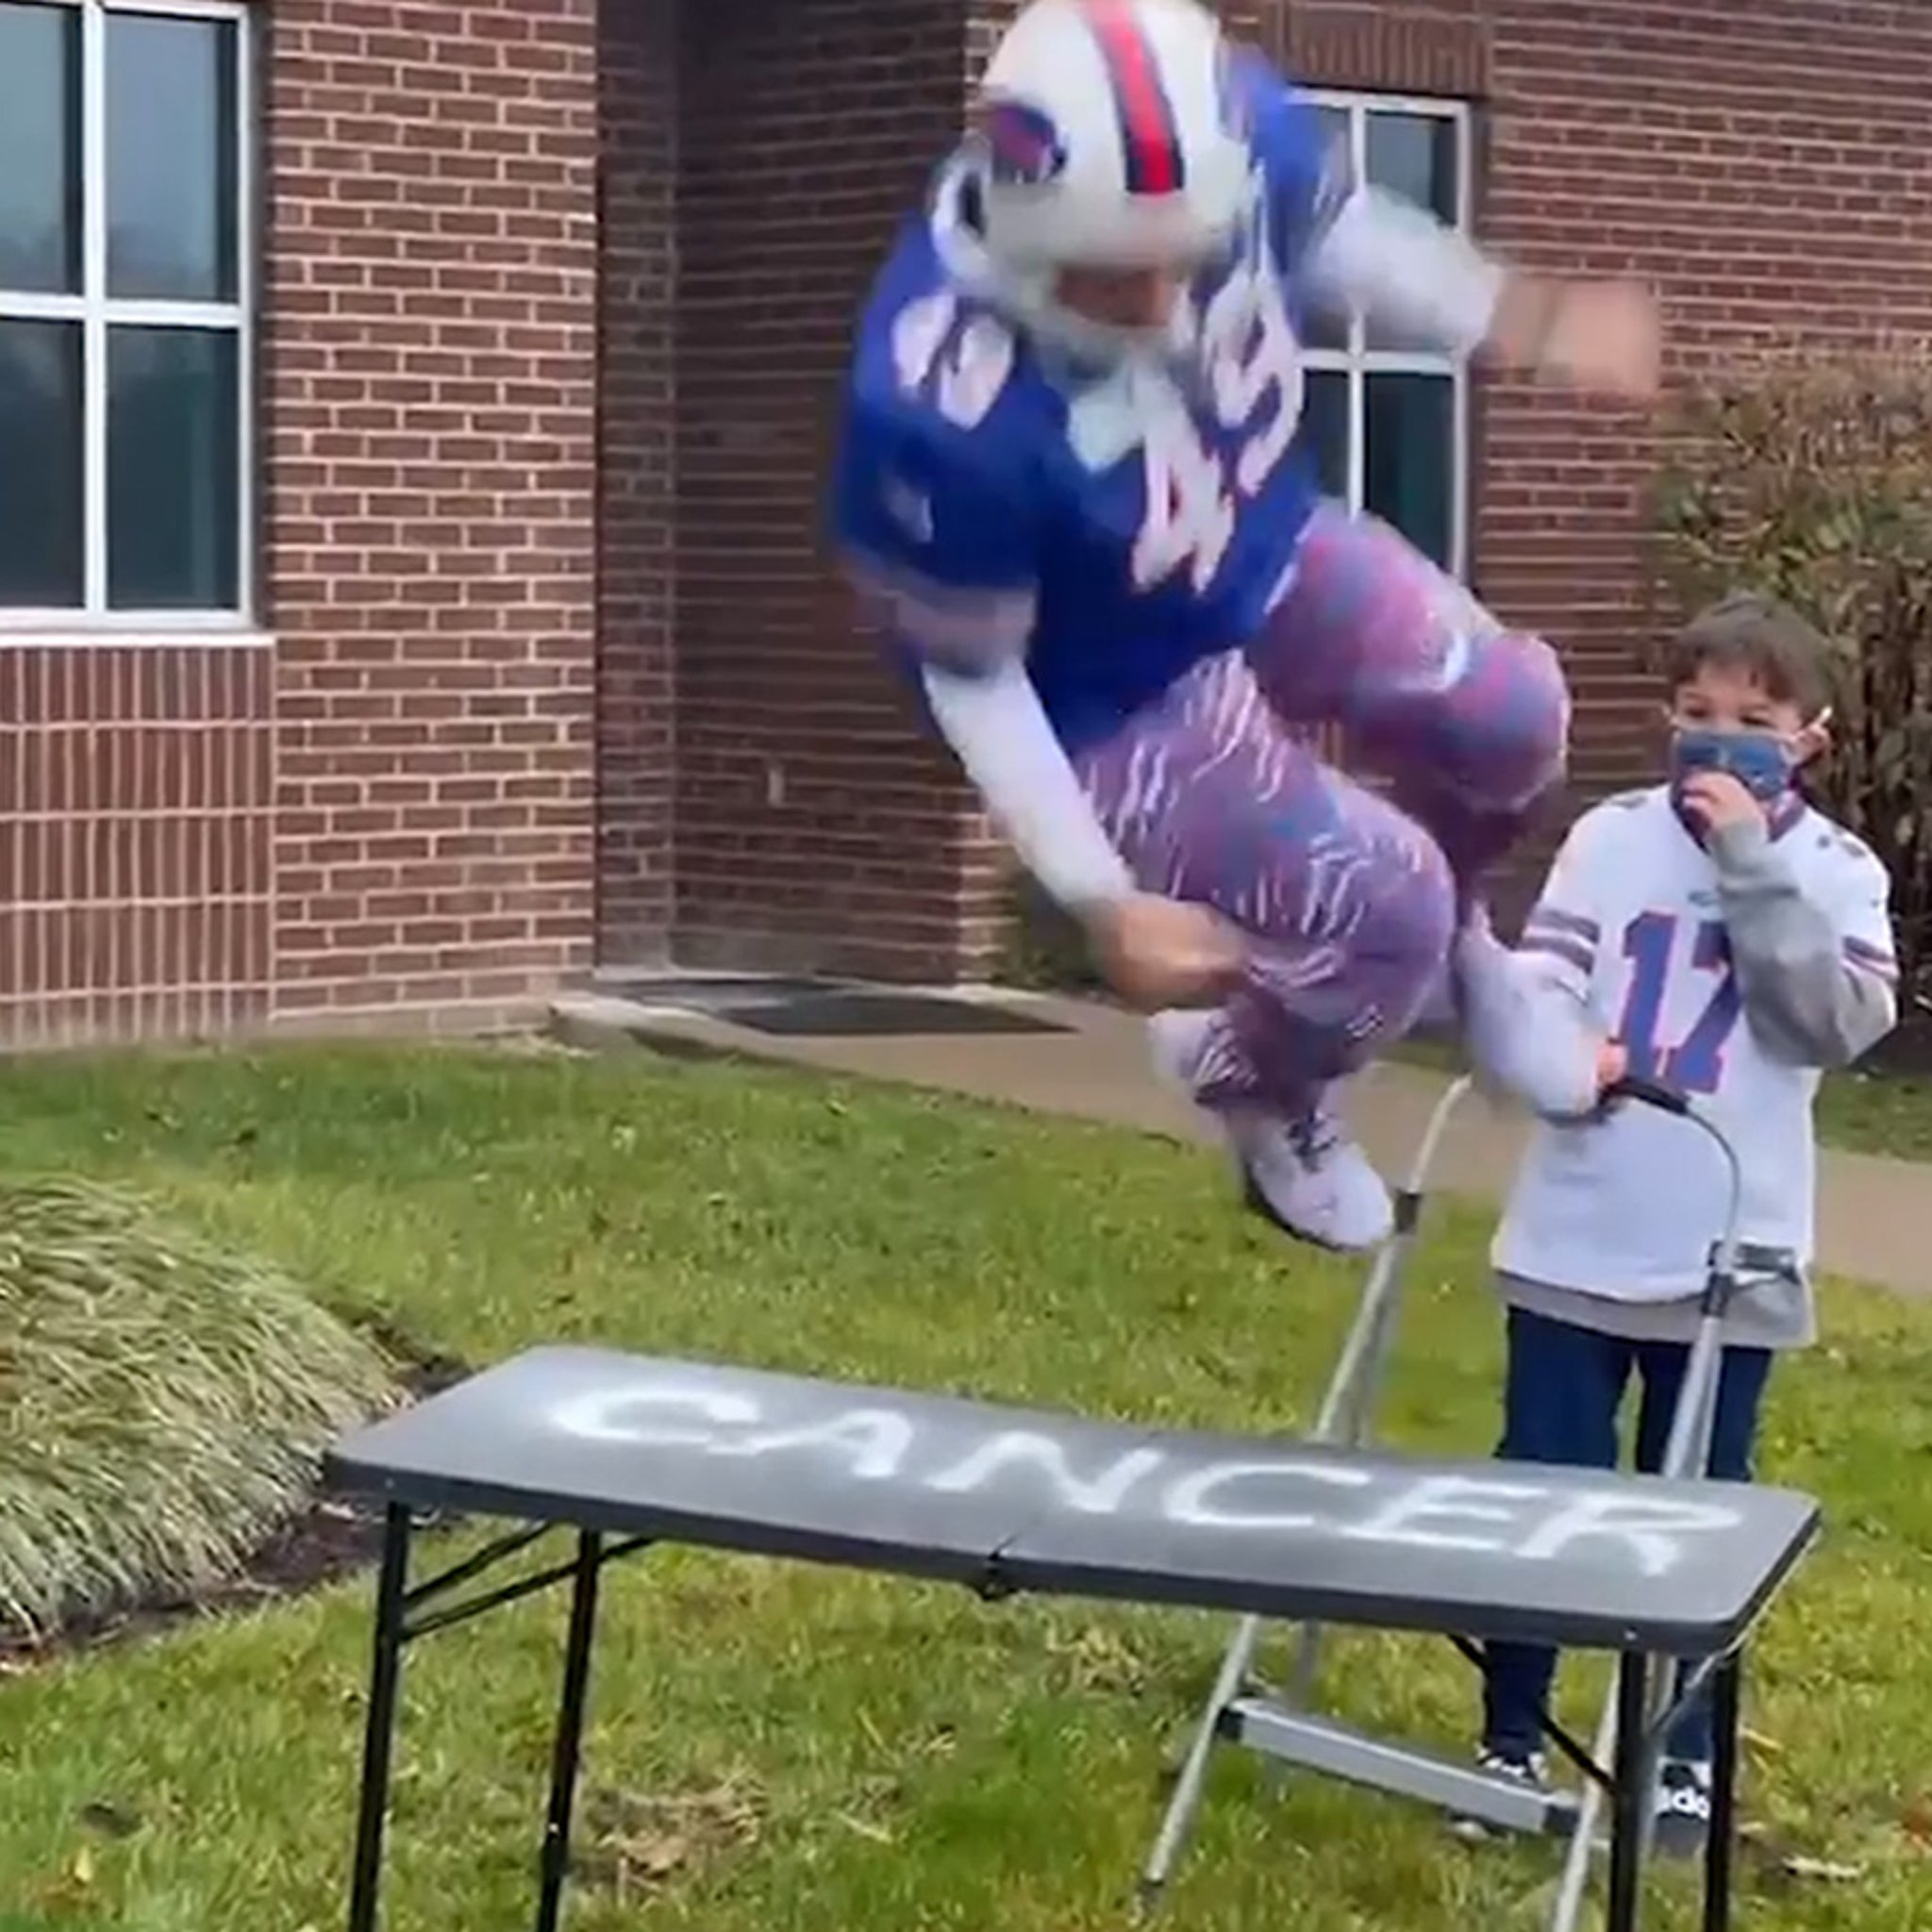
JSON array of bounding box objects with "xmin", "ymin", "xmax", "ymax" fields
[{"xmin": 3, "ymin": 0, "xmax": 1928, "ymax": 1046}]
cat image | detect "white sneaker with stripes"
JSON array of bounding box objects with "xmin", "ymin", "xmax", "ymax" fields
[{"xmin": 1148, "ymin": 1010, "xmax": 1395, "ymax": 1253}]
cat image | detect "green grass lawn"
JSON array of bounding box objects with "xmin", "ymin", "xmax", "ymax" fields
[{"xmin": 1, "ymin": 1041, "xmax": 1930, "ymax": 1931}]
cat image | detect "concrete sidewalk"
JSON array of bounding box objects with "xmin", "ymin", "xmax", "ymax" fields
[{"xmin": 553, "ymin": 982, "xmax": 1932, "ymax": 1298}]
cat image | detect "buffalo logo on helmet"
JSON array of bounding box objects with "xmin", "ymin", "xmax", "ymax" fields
[{"xmin": 977, "ymin": 92, "xmax": 1069, "ymax": 185}]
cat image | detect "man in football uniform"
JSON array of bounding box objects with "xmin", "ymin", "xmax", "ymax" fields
[
  {"xmin": 1454, "ymin": 591, "xmax": 1898, "ymax": 1847},
  {"xmin": 830, "ymin": 0, "xmax": 1661, "ymax": 1253}
]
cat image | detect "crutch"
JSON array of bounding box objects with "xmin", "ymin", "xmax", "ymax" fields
[
  {"xmin": 1138, "ymin": 1072, "xmax": 1477, "ymax": 1911},
  {"xmin": 1544, "ymin": 1074, "xmax": 1758, "ymax": 1932}
]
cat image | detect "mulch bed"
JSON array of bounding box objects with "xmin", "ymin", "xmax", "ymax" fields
[{"xmin": 0, "ymin": 1321, "xmax": 473, "ymax": 1671}]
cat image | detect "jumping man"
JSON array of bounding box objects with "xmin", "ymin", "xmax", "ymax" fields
[{"xmin": 830, "ymin": 0, "xmax": 1661, "ymax": 1250}]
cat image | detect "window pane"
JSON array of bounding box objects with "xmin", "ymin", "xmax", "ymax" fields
[
  {"xmin": 108, "ymin": 325, "xmax": 241, "ymax": 610},
  {"xmin": 1365, "ymin": 110, "xmax": 1458, "ymax": 224},
  {"xmin": 107, "ymin": 12, "xmax": 240, "ymax": 301},
  {"xmin": 0, "ymin": 319, "xmax": 83, "ymax": 605},
  {"xmin": 1364, "ymin": 112, "xmax": 1461, "ymax": 351},
  {"xmin": 1313, "ymin": 104, "xmax": 1352, "ymax": 198},
  {"xmin": 1364, "ymin": 373, "xmax": 1454, "ymax": 569},
  {"xmin": 0, "ymin": 1, "xmax": 80, "ymax": 293},
  {"xmin": 1297, "ymin": 369, "xmax": 1349, "ymax": 502},
  {"xmin": 1299, "ymin": 106, "xmax": 1353, "ymax": 352}
]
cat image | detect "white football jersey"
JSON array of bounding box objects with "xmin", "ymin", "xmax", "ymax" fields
[{"xmin": 1492, "ymin": 785, "xmax": 1896, "ymax": 1301}]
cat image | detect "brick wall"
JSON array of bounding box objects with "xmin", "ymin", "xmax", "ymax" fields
[
  {"xmin": 0, "ymin": 647, "xmax": 274, "ymax": 1044},
  {"xmin": 664, "ymin": 0, "xmax": 1006, "ymax": 980},
  {"xmin": 595, "ymin": 0, "xmax": 679, "ymax": 964},
  {"xmin": 265, "ymin": 0, "xmax": 601, "ymax": 1029}
]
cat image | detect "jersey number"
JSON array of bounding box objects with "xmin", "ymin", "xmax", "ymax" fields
[
  {"xmin": 1135, "ymin": 420, "xmax": 1238, "ymax": 592},
  {"xmin": 1134, "ymin": 266, "xmax": 1305, "ymax": 595},
  {"xmin": 888, "ymin": 268, "xmax": 1302, "ymax": 596},
  {"xmin": 1616, "ymin": 912, "xmax": 1741, "ymax": 1094},
  {"xmin": 892, "ymin": 291, "xmax": 1016, "ymax": 430}
]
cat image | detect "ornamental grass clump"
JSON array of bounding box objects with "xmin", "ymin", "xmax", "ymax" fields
[{"xmin": 0, "ymin": 1176, "xmax": 401, "ymax": 1643}]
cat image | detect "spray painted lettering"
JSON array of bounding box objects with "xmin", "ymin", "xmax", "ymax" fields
[{"xmin": 551, "ymin": 1377, "xmax": 1741, "ymax": 1578}]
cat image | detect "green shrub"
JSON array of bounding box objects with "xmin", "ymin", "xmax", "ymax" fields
[
  {"xmin": 1647, "ymin": 347, "xmax": 1932, "ymax": 997},
  {"xmin": 0, "ymin": 1177, "xmax": 402, "ymax": 1642}
]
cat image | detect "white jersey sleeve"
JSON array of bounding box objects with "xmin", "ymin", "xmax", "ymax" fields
[
  {"xmin": 1711, "ymin": 812, "xmax": 1898, "ymax": 1070},
  {"xmin": 1517, "ymin": 806, "xmax": 1617, "ymax": 1004},
  {"xmin": 1454, "ymin": 802, "xmax": 1630, "ymax": 1119},
  {"xmin": 1827, "ymin": 831, "xmax": 1900, "ymax": 1004}
]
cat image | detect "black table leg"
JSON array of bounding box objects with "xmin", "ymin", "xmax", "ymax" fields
[
  {"xmin": 1703, "ymin": 1652, "xmax": 1741, "ymax": 1932},
  {"xmin": 532, "ymin": 1531, "xmax": 605, "ymax": 1932},
  {"xmin": 347, "ymin": 1504, "xmax": 414, "ymax": 1932},
  {"xmin": 1605, "ymin": 1650, "xmax": 1652, "ymax": 1932}
]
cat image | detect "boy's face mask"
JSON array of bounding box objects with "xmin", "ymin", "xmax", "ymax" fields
[{"xmin": 1666, "ymin": 724, "xmax": 1802, "ymax": 804}]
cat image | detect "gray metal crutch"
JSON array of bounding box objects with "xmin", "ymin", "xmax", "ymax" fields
[
  {"xmin": 1138, "ymin": 1072, "xmax": 1477, "ymax": 1910},
  {"xmin": 1544, "ymin": 1073, "xmax": 1763, "ymax": 1932}
]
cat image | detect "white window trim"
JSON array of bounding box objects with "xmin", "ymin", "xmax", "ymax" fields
[
  {"xmin": 0, "ymin": 0, "xmax": 255, "ymax": 633},
  {"xmin": 1300, "ymin": 89, "xmax": 1473, "ymax": 581}
]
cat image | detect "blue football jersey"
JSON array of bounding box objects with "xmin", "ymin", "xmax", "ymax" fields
[{"xmin": 829, "ymin": 50, "xmax": 1341, "ymax": 752}]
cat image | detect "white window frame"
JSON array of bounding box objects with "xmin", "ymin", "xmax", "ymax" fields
[
  {"xmin": 0, "ymin": 0, "xmax": 256, "ymax": 634},
  {"xmin": 1302, "ymin": 89, "xmax": 1474, "ymax": 582}
]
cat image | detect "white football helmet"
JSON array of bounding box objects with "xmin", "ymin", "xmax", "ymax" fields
[{"xmin": 959, "ymin": 0, "xmax": 1256, "ymax": 359}]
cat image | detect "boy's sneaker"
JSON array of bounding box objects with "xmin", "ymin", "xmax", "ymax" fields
[
  {"xmin": 1448, "ymin": 1748, "xmax": 1551, "ymax": 1843},
  {"xmin": 1652, "ymin": 1757, "xmax": 1713, "ymax": 1858}
]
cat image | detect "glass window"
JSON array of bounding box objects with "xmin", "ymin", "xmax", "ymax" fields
[
  {"xmin": 1366, "ymin": 108, "xmax": 1457, "ymax": 225},
  {"xmin": 1299, "ymin": 369, "xmax": 1349, "ymax": 501},
  {"xmin": 1364, "ymin": 372, "xmax": 1454, "ymax": 571},
  {"xmin": 107, "ymin": 12, "xmax": 240, "ymax": 303},
  {"xmin": 108, "ymin": 325, "xmax": 240, "ymax": 608},
  {"xmin": 1301, "ymin": 105, "xmax": 1352, "ymax": 354},
  {"xmin": 1297, "ymin": 93, "xmax": 1473, "ymax": 577},
  {"xmin": 0, "ymin": 318, "xmax": 84, "ymax": 603},
  {"xmin": 0, "ymin": 3, "xmax": 81, "ymax": 293},
  {"xmin": 0, "ymin": 0, "xmax": 251, "ymax": 623}
]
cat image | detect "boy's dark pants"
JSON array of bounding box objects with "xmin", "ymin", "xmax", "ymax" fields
[{"xmin": 1480, "ymin": 1304, "xmax": 1774, "ymax": 1764}]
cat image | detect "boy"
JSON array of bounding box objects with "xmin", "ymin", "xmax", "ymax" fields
[
  {"xmin": 1451, "ymin": 591, "xmax": 1898, "ymax": 1850},
  {"xmin": 830, "ymin": 0, "xmax": 1659, "ymax": 1256}
]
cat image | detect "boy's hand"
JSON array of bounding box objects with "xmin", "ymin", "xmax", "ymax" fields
[
  {"xmin": 1543, "ymin": 1038, "xmax": 1629, "ymax": 1121},
  {"xmin": 1675, "ymin": 769, "xmax": 1765, "ymax": 835}
]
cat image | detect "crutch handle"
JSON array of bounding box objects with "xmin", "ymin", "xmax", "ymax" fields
[{"xmin": 1600, "ymin": 1074, "xmax": 1692, "ymax": 1117}]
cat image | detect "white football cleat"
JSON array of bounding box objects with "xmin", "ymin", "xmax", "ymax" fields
[
  {"xmin": 1228, "ymin": 1105, "xmax": 1394, "ymax": 1253},
  {"xmin": 1146, "ymin": 1009, "xmax": 1394, "ymax": 1253}
]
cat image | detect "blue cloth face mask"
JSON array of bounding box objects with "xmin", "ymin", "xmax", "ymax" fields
[{"xmin": 1668, "ymin": 725, "xmax": 1798, "ymax": 804}]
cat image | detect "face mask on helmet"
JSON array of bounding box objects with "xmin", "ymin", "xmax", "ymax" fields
[{"xmin": 1010, "ymin": 257, "xmax": 1205, "ymax": 371}]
